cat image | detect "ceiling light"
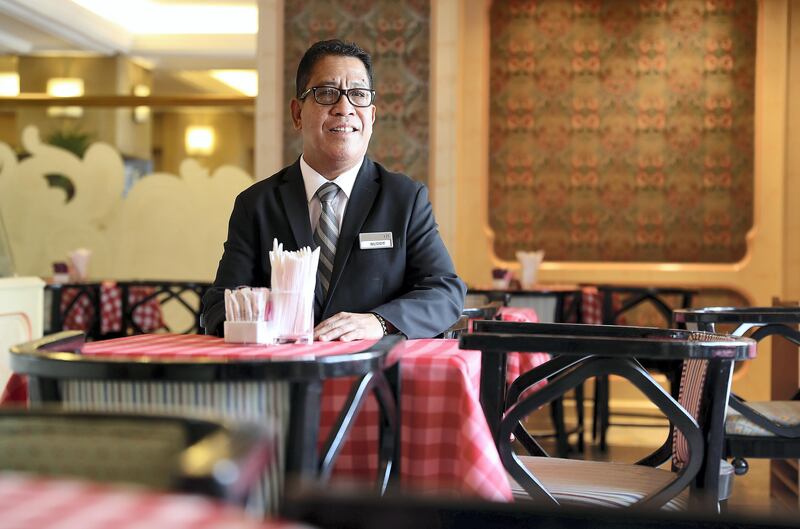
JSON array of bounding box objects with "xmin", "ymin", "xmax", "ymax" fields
[
  {"xmin": 185, "ymin": 126, "xmax": 215, "ymax": 156},
  {"xmin": 47, "ymin": 78, "xmax": 84, "ymax": 118},
  {"xmin": 132, "ymin": 84, "xmax": 151, "ymax": 123},
  {"xmin": 0, "ymin": 73, "xmax": 19, "ymax": 97},
  {"xmin": 210, "ymin": 70, "xmax": 257, "ymax": 96},
  {"xmin": 71, "ymin": 1, "xmax": 258, "ymax": 35},
  {"xmin": 47, "ymin": 78, "xmax": 84, "ymax": 98}
]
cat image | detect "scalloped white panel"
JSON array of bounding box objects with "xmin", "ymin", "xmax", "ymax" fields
[{"xmin": 0, "ymin": 126, "xmax": 253, "ymax": 282}]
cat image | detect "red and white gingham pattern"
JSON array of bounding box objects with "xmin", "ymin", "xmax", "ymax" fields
[
  {"xmin": 580, "ymin": 286, "xmax": 603, "ymax": 324},
  {"xmin": 76, "ymin": 335, "xmax": 514, "ymax": 500},
  {"xmin": 61, "ymin": 282, "xmax": 163, "ymax": 335},
  {"xmin": 495, "ymin": 307, "xmax": 550, "ymax": 386},
  {"xmin": 319, "ymin": 339, "xmax": 512, "ymax": 500},
  {"xmin": 0, "ymin": 472, "xmax": 296, "ymax": 529},
  {"xmin": 81, "ymin": 334, "xmax": 378, "ymax": 359}
]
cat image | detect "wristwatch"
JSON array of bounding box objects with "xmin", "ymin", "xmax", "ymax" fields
[{"xmin": 372, "ymin": 312, "xmax": 389, "ymax": 336}]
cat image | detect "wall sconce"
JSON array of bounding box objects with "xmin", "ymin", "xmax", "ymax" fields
[
  {"xmin": 47, "ymin": 77, "xmax": 84, "ymax": 118},
  {"xmin": 132, "ymin": 84, "xmax": 151, "ymax": 123},
  {"xmin": 0, "ymin": 73, "xmax": 19, "ymax": 97},
  {"xmin": 185, "ymin": 126, "xmax": 215, "ymax": 156}
]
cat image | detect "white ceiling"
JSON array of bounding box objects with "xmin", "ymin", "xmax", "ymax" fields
[{"xmin": 0, "ymin": 0, "xmax": 257, "ymax": 93}]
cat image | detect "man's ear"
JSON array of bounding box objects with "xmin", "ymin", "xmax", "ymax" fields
[
  {"xmin": 290, "ymin": 99, "xmax": 302, "ymax": 130},
  {"xmin": 370, "ymin": 104, "xmax": 376, "ymax": 125}
]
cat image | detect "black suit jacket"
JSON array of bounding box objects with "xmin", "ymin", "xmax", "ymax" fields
[{"xmin": 202, "ymin": 157, "xmax": 466, "ymax": 339}]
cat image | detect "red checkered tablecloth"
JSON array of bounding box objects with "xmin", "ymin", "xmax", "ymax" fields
[
  {"xmin": 0, "ymin": 472, "xmax": 299, "ymax": 529},
  {"xmin": 60, "ymin": 282, "xmax": 163, "ymax": 335},
  {"xmin": 495, "ymin": 307, "xmax": 550, "ymax": 386}
]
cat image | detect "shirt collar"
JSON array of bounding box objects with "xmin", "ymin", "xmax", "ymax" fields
[{"xmin": 300, "ymin": 155, "xmax": 363, "ymax": 203}]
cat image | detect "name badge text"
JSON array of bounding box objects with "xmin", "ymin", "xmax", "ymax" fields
[{"xmin": 359, "ymin": 232, "xmax": 393, "ymax": 249}]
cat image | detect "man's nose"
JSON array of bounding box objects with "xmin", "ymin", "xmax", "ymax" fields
[{"xmin": 332, "ymin": 94, "xmax": 356, "ymax": 115}]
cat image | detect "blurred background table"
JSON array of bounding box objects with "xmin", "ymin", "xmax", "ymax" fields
[{"xmin": 0, "ymin": 471, "xmax": 300, "ymax": 529}]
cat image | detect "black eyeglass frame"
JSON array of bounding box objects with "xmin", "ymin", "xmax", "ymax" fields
[{"xmin": 299, "ymin": 86, "xmax": 376, "ymax": 107}]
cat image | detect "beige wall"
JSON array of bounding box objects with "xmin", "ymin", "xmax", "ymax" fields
[
  {"xmin": 15, "ymin": 55, "xmax": 152, "ymax": 159},
  {"xmin": 114, "ymin": 59, "xmax": 153, "ymax": 160},
  {"xmin": 152, "ymin": 110, "xmax": 254, "ymax": 177},
  {"xmin": 0, "ymin": 113, "xmax": 16, "ymax": 149},
  {"xmin": 785, "ymin": 4, "xmax": 800, "ymax": 302}
]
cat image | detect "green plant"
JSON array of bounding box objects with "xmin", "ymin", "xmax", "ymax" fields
[
  {"xmin": 43, "ymin": 127, "xmax": 93, "ymax": 202},
  {"xmin": 45, "ymin": 127, "xmax": 93, "ymax": 157}
]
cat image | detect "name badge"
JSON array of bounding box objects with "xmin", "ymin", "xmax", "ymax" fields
[{"xmin": 359, "ymin": 231, "xmax": 393, "ymax": 249}]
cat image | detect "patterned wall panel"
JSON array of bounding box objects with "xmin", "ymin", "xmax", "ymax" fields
[
  {"xmin": 489, "ymin": 0, "xmax": 756, "ymax": 262},
  {"xmin": 283, "ymin": 0, "xmax": 430, "ymax": 183}
]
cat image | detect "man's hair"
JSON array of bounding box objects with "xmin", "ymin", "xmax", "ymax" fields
[{"xmin": 295, "ymin": 39, "xmax": 374, "ymax": 99}]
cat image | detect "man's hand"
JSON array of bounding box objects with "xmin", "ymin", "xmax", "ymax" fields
[{"xmin": 314, "ymin": 312, "xmax": 384, "ymax": 342}]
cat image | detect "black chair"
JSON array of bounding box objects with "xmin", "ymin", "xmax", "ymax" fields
[
  {"xmin": 44, "ymin": 282, "xmax": 103, "ymax": 339},
  {"xmin": 0, "ymin": 407, "xmax": 274, "ymax": 506},
  {"xmin": 594, "ymin": 286, "xmax": 697, "ymax": 451},
  {"xmin": 465, "ymin": 320, "xmax": 754, "ymax": 510},
  {"xmin": 468, "ymin": 288, "xmax": 585, "ymax": 456},
  {"xmin": 10, "ymin": 331, "xmax": 404, "ymax": 513},
  {"xmin": 116, "ymin": 280, "xmax": 212, "ymax": 336},
  {"xmin": 443, "ymin": 301, "xmax": 504, "ymax": 339},
  {"xmin": 673, "ymin": 306, "xmax": 800, "ymax": 475}
]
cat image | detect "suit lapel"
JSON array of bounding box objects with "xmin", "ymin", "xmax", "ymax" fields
[
  {"xmin": 322, "ymin": 158, "xmax": 379, "ymax": 315},
  {"xmin": 277, "ymin": 160, "xmax": 314, "ymax": 250}
]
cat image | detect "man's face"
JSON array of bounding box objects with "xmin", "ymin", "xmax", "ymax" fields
[{"xmin": 291, "ymin": 55, "xmax": 376, "ymax": 179}]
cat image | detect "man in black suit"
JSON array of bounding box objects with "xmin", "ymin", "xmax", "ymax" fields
[{"xmin": 202, "ymin": 39, "xmax": 465, "ymax": 340}]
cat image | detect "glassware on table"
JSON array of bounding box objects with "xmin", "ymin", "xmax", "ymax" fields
[
  {"xmin": 271, "ymin": 288, "xmax": 314, "ymax": 344},
  {"xmin": 516, "ymin": 250, "xmax": 545, "ymax": 290}
]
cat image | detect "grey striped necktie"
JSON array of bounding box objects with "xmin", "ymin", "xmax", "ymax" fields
[{"xmin": 314, "ymin": 182, "xmax": 340, "ymax": 301}]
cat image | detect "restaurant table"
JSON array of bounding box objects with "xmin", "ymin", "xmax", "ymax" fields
[
  {"xmin": 46, "ymin": 281, "xmax": 163, "ymax": 337},
  {"xmin": 0, "ymin": 472, "xmax": 305, "ymax": 529},
  {"xmin": 8, "ymin": 334, "xmax": 522, "ymax": 501}
]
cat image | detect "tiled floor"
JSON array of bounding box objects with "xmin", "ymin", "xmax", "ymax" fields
[{"xmin": 526, "ymin": 406, "xmax": 797, "ymax": 516}]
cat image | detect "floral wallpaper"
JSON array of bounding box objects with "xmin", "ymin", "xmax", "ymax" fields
[
  {"xmin": 283, "ymin": 0, "xmax": 430, "ymax": 183},
  {"xmin": 489, "ymin": 0, "xmax": 756, "ymax": 262}
]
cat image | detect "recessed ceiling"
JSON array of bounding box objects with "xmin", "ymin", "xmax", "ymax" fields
[{"xmin": 0, "ymin": 0, "xmax": 257, "ymax": 93}]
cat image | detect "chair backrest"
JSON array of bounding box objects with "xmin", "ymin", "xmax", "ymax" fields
[
  {"xmin": 45, "ymin": 283, "xmax": 103, "ymax": 339},
  {"xmin": 598, "ymin": 286, "xmax": 696, "ymax": 327},
  {"xmin": 0, "ymin": 408, "xmax": 275, "ymax": 505},
  {"xmin": 444, "ymin": 301, "xmax": 503, "ymax": 338},
  {"xmin": 117, "ymin": 280, "xmax": 212, "ymax": 335},
  {"xmin": 467, "ymin": 289, "xmax": 581, "ymax": 323}
]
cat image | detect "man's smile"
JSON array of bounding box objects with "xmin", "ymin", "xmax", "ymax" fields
[{"xmin": 328, "ymin": 125, "xmax": 359, "ymax": 133}]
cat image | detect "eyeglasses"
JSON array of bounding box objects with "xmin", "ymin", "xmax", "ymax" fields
[{"xmin": 299, "ymin": 86, "xmax": 376, "ymax": 107}]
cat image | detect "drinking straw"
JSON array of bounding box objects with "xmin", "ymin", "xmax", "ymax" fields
[
  {"xmin": 268, "ymin": 238, "xmax": 319, "ymax": 340},
  {"xmin": 229, "ymin": 290, "xmax": 240, "ymax": 321},
  {"xmin": 224, "ymin": 289, "xmax": 233, "ymax": 321}
]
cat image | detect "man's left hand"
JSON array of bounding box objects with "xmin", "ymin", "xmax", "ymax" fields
[{"xmin": 314, "ymin": 312, "xmax": 384, "ymax": 342}]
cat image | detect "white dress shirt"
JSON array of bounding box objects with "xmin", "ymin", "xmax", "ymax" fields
[{"xmin": 300, "ymin": 155, "xmax": 362, "ymax": 232}]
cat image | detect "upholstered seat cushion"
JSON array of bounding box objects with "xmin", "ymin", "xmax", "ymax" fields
[
  {"xmin": 0, "ymin": 417, "xmax": 186, "ymax": 490},
  {"xmin": 726, "ymin": 401, "xmax": 800, "ymax": 437},
  {"xmin": 510, "ymin": 457, "xmax": 689, "ymax": 510}
]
